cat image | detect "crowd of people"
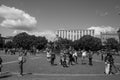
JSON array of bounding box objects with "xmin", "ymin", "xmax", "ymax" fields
[
  {"xmin": 46, "ymin": 48, "xmax": 94, "ymax": 67},
  {"xmin": 45, "ymin": 47, "xmax": 120, "ymax": 75},
  {"xmin": 0, "ymin": 47, "xmax": 120, "ymax": 76}
]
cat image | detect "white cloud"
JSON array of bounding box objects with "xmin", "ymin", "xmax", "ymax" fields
[
  {"xmin": 30, "ymin": 31, "xmax": 56, "ymax": 42},
  {"xmin": 0, "ymin": 5, "xmax": 37, "ymax": 31},
  {"xmin": 88, "ymin": 26, "xmax": 117, "ymax": 35},
  {"xmin": 13, "ymin": 30, "xmax": 56, "ymax": 42}
]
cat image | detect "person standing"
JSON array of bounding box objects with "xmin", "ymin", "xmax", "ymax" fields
[
  {"xmin": 18, "ymin": 54, "xmax": 26, "ymax": 76},
  {"xmin": 51, "ymin": 52, "xmax": 56, "ymax": 65},
  {"xmin": 81, "ymin": 50, "xmax": 87, "ymax": 64},
  {"xmin": 88, "ymin": 50, "xmax": 93, "ymax": 65},
  {"xmin": 46, "ymin": 50, "xmax": 51, "ymax": 62},
  {"xmin": 108, "ymin": 54, "xmax": 119, "ymax": 74},
  {"xmin": 0, "ymin": 56, "xmax": 3, "ymax": 74},
  {"xmin": 101, "ymin": 50, "xmax": 104, "ymax": 61},
  {"xmin": 104, "ymin": 53, "xmax": 113, "ymax": 74},
  {"xmin": 68, "ymin": 50, "xmax": 74, "ymax": 65},
  {"xmin": 60, "ymin": 50, "xmax": 64, "ymax": 65},
  {"xmin": 73, "ymin": 50, "xmax": 78, "ymax": 64},
  {"xmin": 104, "ymin": 54, "xmax": 110, "ymax": 74}
]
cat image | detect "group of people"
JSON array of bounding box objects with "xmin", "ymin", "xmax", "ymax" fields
[
  {"xmin": 46, "ymin": 47, "xmax": 120, "ymax": 75},
  {"xmin": 59, "ymin": 49, "xmax": 78, "ymax": 67},
  {"xmin": 46, "ymin": 48, "xmax": 94, "ymax": 68},
  {"xmin": 46, "ymin": 49, "xmax": 56, "ymax": 65},
  {"xmin": 104, "ymin": 52, "xmax": 120, "ymax": 75},
  {"xmin": 4, "ymin": 48, "xmax": 37, "ymax": 56}
]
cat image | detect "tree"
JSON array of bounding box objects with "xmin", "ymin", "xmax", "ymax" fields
[
  {"xmin": 5, "ymin": 41, "xmax": 14, "ymax": 49},
  {"xmin": 13, "ymin": 32, "xmax": 31, "ymax": 49},
  {"xmin": 74, "ymin": 35, "xmax": 102, "ymax": 51},
  {"xmin": 104, "ymin": 38, "xmax": 119, "ymax": 51},
  {"xmin": 117, "ymin": 28, "xmax": 120, "ymax": 43},
  {"xmin": 54, "ymin": 38, "xmax": 73, "ymax": 50},
  {"xmin": 32, "ymin": 36, "xmax": 48, "ymax": 50},
  {"xmin": 0, "ymin": 37, "xmax": 4, "ymax": 48},
  {"xmin": 13, "ymin": 32, "xmax": 48, "ymax": 50}
]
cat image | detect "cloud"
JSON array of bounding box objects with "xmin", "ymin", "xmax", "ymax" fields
[
  {"xmin": 88, "ymin": 26, "xmax": 117, "ymax": 35},
  {"xmin": 96, "ymin": 10, "xmax": 108, "ymax": 16},
  {"xmin": 0, "ymin": 5, "xmax": 37, "ymax": 31},
  {"xmin": 13, "ymin": 30, "xmax": 56, "ymax": 42},
  {"xmin": 115, "ymin": 5, "xmax": 120, "ymax": 10}
]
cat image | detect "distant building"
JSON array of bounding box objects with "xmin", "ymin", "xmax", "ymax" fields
[
  {"xmin": 3, "ymin": 36, "xmax": 13, "ymax": 44},
  {"xmin": 56, "ymin": 29, "xmax": 94, "ymax": 41},
  {"xmin": 100, "ymin": 32, "xmax": 119, "ymax": 44}
]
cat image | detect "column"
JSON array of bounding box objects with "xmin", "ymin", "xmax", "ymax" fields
[
  {"xmin": 67, "ymin": 30, "xmax": 69, "ymax": 40},
  {"xmin": 70, "ymin": 30, "xmax": 71, "ymax": 40},
  {"xmin": 72, "ymin": 30, "xmax": 75, "ymax": 41}
]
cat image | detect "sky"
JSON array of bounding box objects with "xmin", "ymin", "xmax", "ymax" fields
[{"xmin": 0, "ymin": 0, "xmax": 120, "ymax": 40}]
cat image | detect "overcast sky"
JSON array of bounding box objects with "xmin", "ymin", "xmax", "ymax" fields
[{"xmin": 0, "ymin": 0, "xmax": 120, "ymax": 37}]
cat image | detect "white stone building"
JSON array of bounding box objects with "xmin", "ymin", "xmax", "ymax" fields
[{"xmin": 56, "ymin": 29, "xmax": 94, "ymax": 41}]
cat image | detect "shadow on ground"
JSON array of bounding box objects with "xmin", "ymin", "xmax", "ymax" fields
[{"xmin": 0, "ymin": 72, "xmax": 12, "ymax": 79}]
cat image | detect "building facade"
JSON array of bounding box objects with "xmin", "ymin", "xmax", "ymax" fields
[
  {"xmin": 101, "ymin": 32, "xmax": 119, "ymax": 43},
  {"xmin": 56, "ymin": 29, "xmax": 94, "ymax": 41}
]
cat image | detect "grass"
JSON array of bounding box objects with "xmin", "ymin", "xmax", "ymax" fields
[{"xmin": 0, "ymin": 51, "xmax": 120, "ymax": 80}]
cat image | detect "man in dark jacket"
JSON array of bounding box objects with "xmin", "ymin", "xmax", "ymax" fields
[{"xmin": 51, "ymin": 53, "xmax": 56, "ymax": 65}]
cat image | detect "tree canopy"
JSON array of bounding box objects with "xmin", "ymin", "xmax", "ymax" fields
[
  {"xmin": 74, "ymin": 35, "xmax": 102, "ymax": 51},
  {"xmin": 104, "ymin": 38, "xmax": 119, "ymax": 51},
  {"xmin": 0, "ymin": 37, "xmax": 4, "ymax": 48},
  {"xmin": 13, "ymin": 32, "xmax": 48, "ymax": 50}
]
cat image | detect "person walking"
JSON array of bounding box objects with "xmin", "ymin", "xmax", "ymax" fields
[
  {"xmin": 18, "ymin": 53, "xmax": 26, "ymax": 76},
  {"xmin": 0, "ymin": 56, "xmax": 3, "ymax": 74}
]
